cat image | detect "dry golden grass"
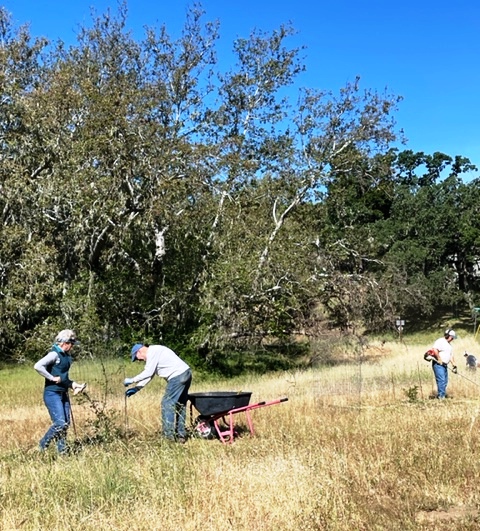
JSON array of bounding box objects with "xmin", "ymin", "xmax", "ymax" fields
[{"xmin": 2, "ymin": 338, "xmax": 480, "ymax": 530}]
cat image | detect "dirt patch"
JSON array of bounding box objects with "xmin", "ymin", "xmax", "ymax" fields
[
  {"xmin": 416, "ymin": 505, "xmax": 478, "ymax": 524},
  {"xmin": 363, "ymin": 344, "xmax": 392, "ymax": 360}
]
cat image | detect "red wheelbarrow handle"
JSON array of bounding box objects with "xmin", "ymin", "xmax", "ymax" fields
[
  {"xmin": 255, "ymin": 397, "xmax": 289, "ymax": 407},
  {"xmin": 243, "ymin": 397, "xmax": 289, "ymax": 411}
]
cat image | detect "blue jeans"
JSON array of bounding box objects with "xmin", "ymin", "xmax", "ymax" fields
[
  {"xmin": 433, "ymin": 362, "xmax": 448, "ymax": 398},
  {"xmin": 161, "ymin": 369, "xmax": 192, "ymax": 439},
  {"xmin": 40, "ymin": 387, "xmax": 71, "ymax": 453}
]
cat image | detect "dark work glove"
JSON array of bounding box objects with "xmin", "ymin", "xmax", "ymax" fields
[
  {"xmin": 452, "ymin": 365, "xmax": 458, "ymax": 374},
  {"xmin": 125, "ymin": 387, "xmax": 140, "ymax": 398}
]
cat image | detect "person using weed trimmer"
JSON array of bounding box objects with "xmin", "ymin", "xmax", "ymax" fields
[
  {"xmin": 424, "ymin": 329, "xmax": 457, "ymax": 399},
  {"xmin": 124, "ymin": 343, "xmax": 192, "ymax": 443},
  {"xmin": 34, "ymin": 329, "xmax": 86, "ymax": 454}
]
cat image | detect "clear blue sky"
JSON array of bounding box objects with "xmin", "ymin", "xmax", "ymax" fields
[{"xmin": 4, "ymin": 0, "xmax": 480, "ymax": 175}]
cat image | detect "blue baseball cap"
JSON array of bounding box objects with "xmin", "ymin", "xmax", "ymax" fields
[{"xmin": 131, "ymin": 343, "xmax": 143, "ymax": 361}]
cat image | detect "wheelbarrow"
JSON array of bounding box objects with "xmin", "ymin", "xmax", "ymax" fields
[{"xmin": 188, "ymin": 391, "xmax": 288, "ymax": 444}]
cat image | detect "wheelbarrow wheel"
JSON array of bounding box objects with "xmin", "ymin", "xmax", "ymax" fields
[{"xmin": 194, "ymin": 417, "xmax": 216, "ymax": 440}]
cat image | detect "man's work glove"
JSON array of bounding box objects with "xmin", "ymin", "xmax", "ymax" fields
[
  {"xmin": 72, "ymin": 382, "xmax": 87, "ymax": 395},
  {"xmin": 452, "ymin": 365, "xmax": 458, "ymax": 374},
  {"xmin": 124, "ymin": 377, "xmax": 135, "ymax": 387},
  {"xmin": 125, "ymin": 387, "xmax": 140, "ymax": 398}
]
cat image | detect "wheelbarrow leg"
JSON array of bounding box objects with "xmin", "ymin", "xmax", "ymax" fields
[
  {"xmin": 213, "ymin": 416, "xmax": 235, "ymax": 443},
  {"xmin": 213, "ymin": 408, "xmax": 256, "ymax": 443},
  {"xmin": 244, "ymin": 409, "xmax": 255, "ymax": 436}
]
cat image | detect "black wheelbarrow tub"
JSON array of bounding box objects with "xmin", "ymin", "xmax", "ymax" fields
[{"xmin": 188, "ymin": 391, "xmax": 252, "ymax": 416}]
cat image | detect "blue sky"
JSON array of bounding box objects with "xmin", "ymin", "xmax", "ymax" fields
[{"xmin": 3, "ymin": 0, "xmax": 480, "ymax": 176}]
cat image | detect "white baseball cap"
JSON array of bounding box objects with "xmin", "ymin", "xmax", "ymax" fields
[{"xmin": 55, "ymin": 329, "xmax": 79, "ymax": 344}]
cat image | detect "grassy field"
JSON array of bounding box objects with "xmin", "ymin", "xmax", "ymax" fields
[{"xmin": 2, "ymin": 335, "xmax": 480, "ymax": 530}]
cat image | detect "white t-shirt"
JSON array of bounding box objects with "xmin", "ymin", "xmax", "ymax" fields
[
  {"xmin": 132, "ymin": 345, "xmax": 190, "ymax": 387},
  {"xmin": 433, "ymin": 337, "xmax": 453, "ymax": 364}
]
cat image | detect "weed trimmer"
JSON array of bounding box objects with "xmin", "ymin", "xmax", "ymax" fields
[
  {"xmin": 450, "ymin": 368, "xmax": 480, "ymax": 388},
  {"xmin": 424, "ymin": 351, "xmax": 480, "ymax": 388}
]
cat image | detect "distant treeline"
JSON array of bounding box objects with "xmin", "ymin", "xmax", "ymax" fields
[{"xmin": 1, "ymin": 5, "xmax": 479, "ymax": 365}]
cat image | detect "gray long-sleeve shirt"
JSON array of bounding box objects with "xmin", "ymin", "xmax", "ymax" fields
[
  {"xmin": 34, "ymin": 351, "xmax": 61, "ymax": 381},
  {"xmin": 131, "ymin": 345, "xmax": 190, "ymax": 388},
  {"xmin": 34, "ymin": 348, "xmax": 73, "ymax": 391}
]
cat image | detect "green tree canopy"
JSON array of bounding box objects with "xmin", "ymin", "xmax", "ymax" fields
[{"xmin": 0, "ymin": 4, "xmax": 478, "ymax": 365}]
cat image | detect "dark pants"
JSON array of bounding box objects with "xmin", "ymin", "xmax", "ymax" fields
[{"xmin": 161, "ymin": 369, "xmax": 192, "ymax": 439}]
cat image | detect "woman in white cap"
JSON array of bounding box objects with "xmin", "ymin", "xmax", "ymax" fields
[{"xmin": 34, "ymin": 329, "xmax": 86, "ymax": 454}]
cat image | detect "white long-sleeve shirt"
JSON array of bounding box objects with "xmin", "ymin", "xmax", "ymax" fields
[{"xmin": 131, "ymin": 345, "xmax": 190, "ymax": 388}]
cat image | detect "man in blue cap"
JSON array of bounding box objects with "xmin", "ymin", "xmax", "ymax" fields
[{"xmin": 124, "ymin": 343, "xmax": 192, "ymax": 443}]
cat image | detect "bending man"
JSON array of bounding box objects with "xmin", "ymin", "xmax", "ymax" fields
[{"xmin": 124, "ymin": 343, "xmax": 192, "ymax": 443}]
